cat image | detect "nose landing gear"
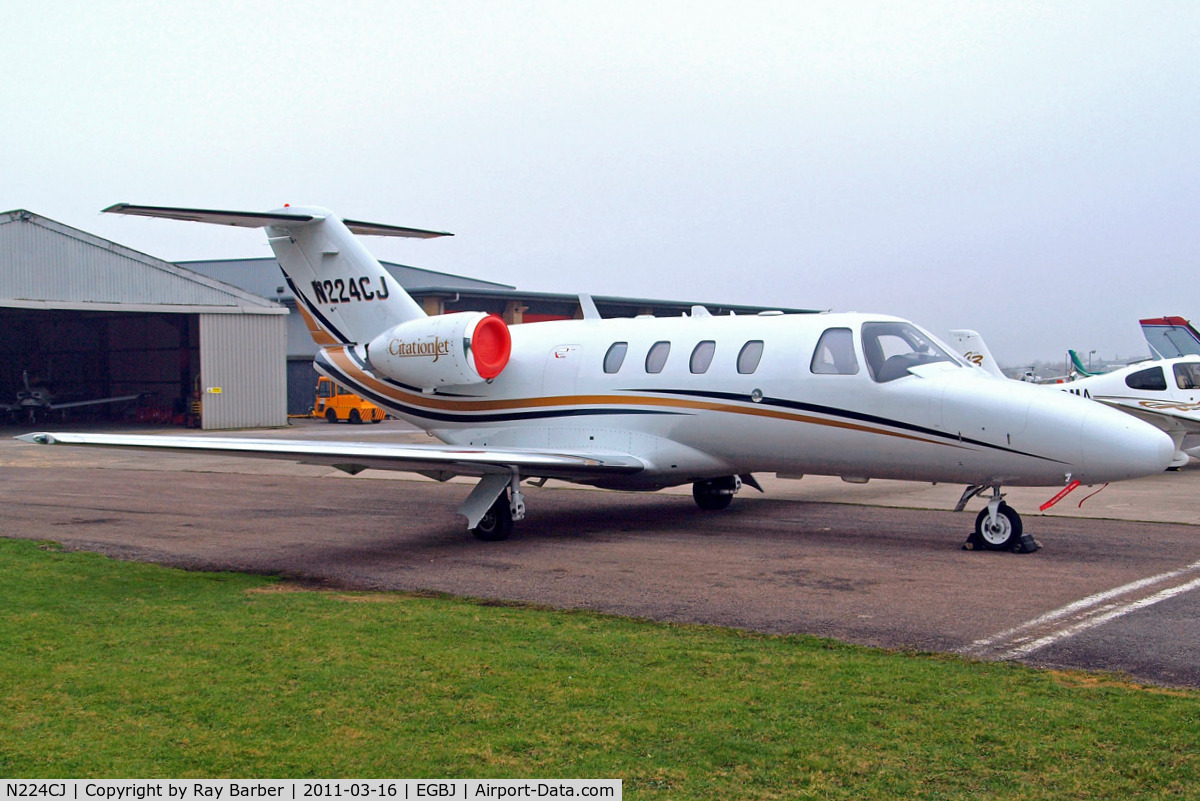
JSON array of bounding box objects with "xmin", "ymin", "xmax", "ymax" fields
[{"xmin": 958, "ymin": 485, "xmax": 1041, "ymax": 553}]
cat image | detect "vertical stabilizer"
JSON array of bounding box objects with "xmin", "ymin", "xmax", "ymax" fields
[
  {"xmin": 103, "ymin": 203, "xmax": 452, "ymax": 345},
  {"xmin": 266, "ymin": 208, "xmax": 429, "ymax": 345},
  {"xmin": 1140, "ymin": 316, "xmax": 1200, "ymax": 359},
  {"xmin": 947, "ymin": 330, "xmax": 1005, "ymax": 378},
  {"xmin": 1067, "ymin": 349, "xmax": 1097, "ymax": 378}
]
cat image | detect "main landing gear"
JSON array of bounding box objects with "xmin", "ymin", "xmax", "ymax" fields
[
  {"xmin": 466, "ymin": 472, "xmax": 759, "ymax": 541},
  {"xmin": 464, "ymin": 472, "xmax": 527, "ymax": 542},
  {"xmin": 957, "ymin": 485, "xmax": 1040, "ymax": 553},
  {"xmin": 693, "ymin": 476, "xmax": 740, "ymax": 510},
  {"xmin": 471, "ymin": 490, "xmax": 515, "ymax": 541},
  {"xmin": 692, "ymin": 474, "xmax": 761, "ymax": 511}
]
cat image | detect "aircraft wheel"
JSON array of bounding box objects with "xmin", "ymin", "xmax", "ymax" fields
[
  {"xmin": 693, "ymin": 477, "xmax": 737, "ymax": 511},
  {"xmin": 349, "ymin": 408, "xmax": 362, "ymax": 425},
  {"xmin": 325, "ymin": 408, "xmax": 338, "ymax": 424},
  {"xmin": 471, "ymin": 492, "xmax": 513, "ymax": 541},
  {"xmin": 974, "ymin": 503, "xmax": 1022, "ymax": 551}
]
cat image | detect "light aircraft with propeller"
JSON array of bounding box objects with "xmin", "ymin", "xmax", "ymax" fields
[
  {"xmin": 16, "ymin": 204, "xmax": 1175, "ymax": 552},
  {"xmin": 2, "ymin": 370, "xmax": 141, "ymax": 424}
]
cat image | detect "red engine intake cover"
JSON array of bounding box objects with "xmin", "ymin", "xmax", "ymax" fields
[{"xmin": 471, "ymin": 315, "xmax": 511, "ymax": 379}]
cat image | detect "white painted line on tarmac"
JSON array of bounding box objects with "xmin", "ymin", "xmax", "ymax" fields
[
  {"xmin": 997, "ymin": 575, "xmax": 1200, "ymax": 660},
  {"xmin": 962, "ymin": 558, "xmax": 1200, "ymax": 660}
]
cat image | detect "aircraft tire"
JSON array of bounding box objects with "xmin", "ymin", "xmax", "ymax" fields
[
  {"xmin": 471, "ymin": 492, "xmax": 513, "ymax": 541},
  {"xmin": 973, "ymin": 503, "xmax": 1022, "ymax": 551},
  {"xmin": 693, "ymin": 477, "xmax": 736, "ymax": 511}
]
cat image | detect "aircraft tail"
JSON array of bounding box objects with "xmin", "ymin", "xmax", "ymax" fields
[
  {"xmin": 104, "ymin": 204, "xmax": 452, "ymax": 345},
  {"xmin": 946, "ymin": 330, "xmax": 1004, "ymax": 378},
  {"xmin": 1140, "ymin": 316, "xmax": 1200, "ymax": 359},
  {"xmin": 1067, "ymin": 349, "xmax": 1096, "ymax": 377}
]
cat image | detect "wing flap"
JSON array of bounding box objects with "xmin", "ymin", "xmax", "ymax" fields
[{"xmin": 15, "ymin": 432, "xmax": 644, "ymax": 481}]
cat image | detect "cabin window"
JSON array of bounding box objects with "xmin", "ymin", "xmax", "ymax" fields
[
  {"xmin": 1175, "ymin": 363, "xmax": 1200, "ymax": 390},
  {"xmin": 737, "ymin": 340, "xmax": 764, "ymax": 374},
  {"xmin": 317, "ymin": 382, "xmax": 333, "ymax": 399},
  {"xmin": 646, "ymin": 341, "xmax": 671, "ymax": 374},
  {"xmin": 1127, "ymin": 366, "xmax": 1167, "ymax": 391},
  {"xmin": 810, "ymin": 328, "xmax": 859, "ymax": 375},
  {"xmin": 690, "ymin": 341, "xmax": 716, "ymax": 374},
  {"xmin": 862, "ymin": 322, "xmax": 957, "ymax": 383},
  {"xmin": 603, "ymin": 342, "xmax": 628, "ymax": 374}
]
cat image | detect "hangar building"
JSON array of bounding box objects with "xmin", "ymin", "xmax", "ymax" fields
[{"xmin": 0, "ymin": 210, "xmax": 288, "ymax": 429}]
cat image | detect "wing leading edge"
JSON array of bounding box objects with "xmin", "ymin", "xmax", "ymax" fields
[{"xmin": 15, "ymin": 432, "xmax": 644, "ymax": 482}]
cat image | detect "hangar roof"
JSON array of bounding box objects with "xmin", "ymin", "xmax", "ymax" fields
[{"xmin": 0, "ymin": 210, "xmax": 286, "ymax": 314}]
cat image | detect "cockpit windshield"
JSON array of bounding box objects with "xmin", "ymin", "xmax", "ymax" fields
[{"xmin": 862, "ymin": 322, "xmax": 959, "ymax": 383}]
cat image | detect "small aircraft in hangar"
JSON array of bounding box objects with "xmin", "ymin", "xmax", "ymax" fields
[
  {"xmin": 1, "ymin": 370, "xmax": 141, "ymax": 424},
  {"xmin": 18, "ymin": 204, "xmax": 1173, "ymax": 552}
]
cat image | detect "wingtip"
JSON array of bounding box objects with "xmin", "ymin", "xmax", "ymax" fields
[{"xmin": 15, "ymin": 432, "xmax": 54, "ymax": 444}]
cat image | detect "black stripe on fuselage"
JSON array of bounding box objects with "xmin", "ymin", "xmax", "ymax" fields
[
  {"xmin": 285, "ymin": 274, "xmax": 352, "ymax": 345},
  {"xmin": 330, "ymin": 345, "xmax": 426, "ymax": 394},
  {"xmin": 316, "ymin": 351, "xmax": 1065, "ymax": 464},
  {"xmin": 637, "ymin": 388, "xmax": 1065, "ymax": 463}
]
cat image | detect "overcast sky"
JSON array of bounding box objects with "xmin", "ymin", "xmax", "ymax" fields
[{"xmin": 3, "ymin": 1, "xmax": 1197, "ymax": 365}]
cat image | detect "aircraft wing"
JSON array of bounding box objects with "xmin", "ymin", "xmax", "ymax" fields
[
  {"xmin": 1092, "ymin": 397, "xmax": 1200, "ymax": 435},
  {"xmin": 15, "ymin": 432, "xmax": 645, "ymax": 482},
  {"xmin": 45, "ymin": 393, "xmax": 143, "ymax": 411}
]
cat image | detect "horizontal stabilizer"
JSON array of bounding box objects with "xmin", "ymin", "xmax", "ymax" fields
[
  {"xmin": 103, "ymin": 204, "xmax": 453, "ymax": 238},
  {"xmin": 103, "ymin": 203, "xmax": 320, "ymax": 228},
  {"xmin": 342, "ymin": 218, "xmax": 454, "ymax": 239}
]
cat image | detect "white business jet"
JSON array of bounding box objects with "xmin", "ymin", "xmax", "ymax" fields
[{"xmin": 17, "ymin": 205, "xmax": 1174, "ymax": 552}]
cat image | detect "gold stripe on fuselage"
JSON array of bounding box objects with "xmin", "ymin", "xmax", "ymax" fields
[
  {"xmin": 322, "ymin": 346, "xmax": 960, "ymax": 449},
  {"xmin": 295, "ymin": 302, "xmax": 341, "ymax": 347}
]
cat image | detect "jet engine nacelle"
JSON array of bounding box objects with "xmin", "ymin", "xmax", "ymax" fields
[{"xmin": 365, "ymin": 312, "xmax": 512, "ymax": 389}]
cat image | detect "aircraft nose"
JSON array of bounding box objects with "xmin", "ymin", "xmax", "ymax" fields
[{"xmin": 1078, "ymin": 402, "xmax": 1174, "ymax": 482}]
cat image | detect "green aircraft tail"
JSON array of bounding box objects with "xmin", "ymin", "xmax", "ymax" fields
[{"xmin": 1068, "ymin": 349, "xmax": 1097, "ymax": 377}]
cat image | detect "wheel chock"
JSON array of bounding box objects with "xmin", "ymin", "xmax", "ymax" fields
[{"xmin": 1011, "ymin": 533, "xmax": 1041, "ymax": 553}]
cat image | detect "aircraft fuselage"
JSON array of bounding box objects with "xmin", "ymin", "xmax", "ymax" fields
[{"xmin": 315, "ymin": 310, "xmax": 1170, "ymax": 492}]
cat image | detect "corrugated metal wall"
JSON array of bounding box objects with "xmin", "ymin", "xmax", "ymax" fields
[
  {"xmin": 0, "ymin": 214, "xmax": 270, "ymax": 309},
  {"xmin": 199, "ymin": 314, "xmax": 287, "ymax": 429}
]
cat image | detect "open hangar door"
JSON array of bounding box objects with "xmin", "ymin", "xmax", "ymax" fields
[
  {"xmin": 1, "ymin": 210, "xmax": 290, "ymax": 430},
  {"xmin": 0, "ymin": 308, "xmax": 199, "ymax": 426}
]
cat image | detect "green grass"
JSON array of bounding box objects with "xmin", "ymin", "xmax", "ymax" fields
[{"xmin": 2, "ymin": 537, "xmax": 1199, "ymax": 799}]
